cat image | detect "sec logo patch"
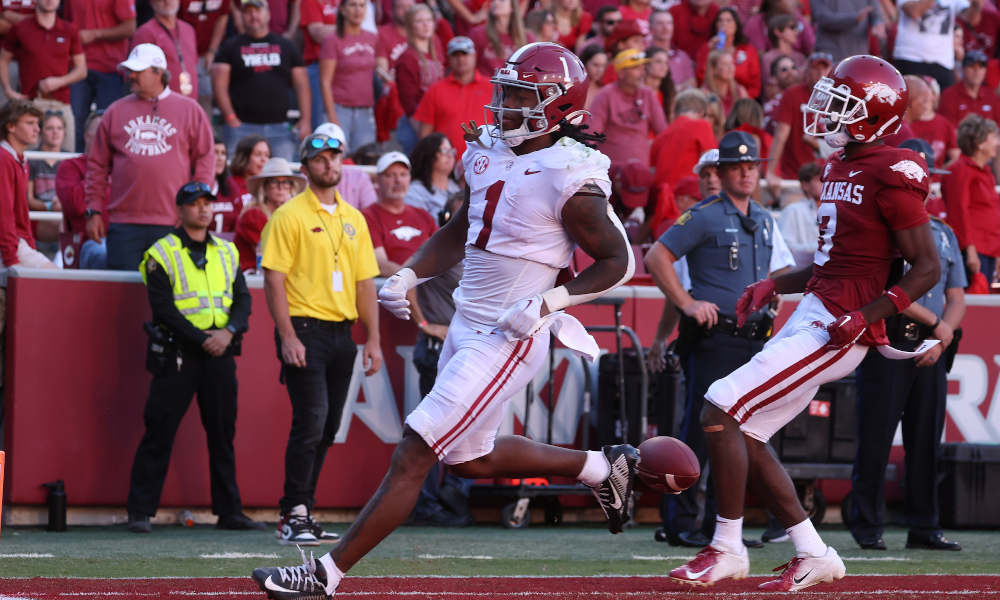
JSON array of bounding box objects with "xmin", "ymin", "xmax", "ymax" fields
[{"xmin": 474, "ymin": 156, "xmax": 489, "ymax": 174}]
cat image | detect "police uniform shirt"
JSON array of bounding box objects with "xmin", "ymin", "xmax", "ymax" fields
[
  {"xmin": 145, "ymin": 227, "xmax": 252, "ymax": 345},
  {"xmin": 659, "ymin": 192, "xmax": 795, "ymax": 321},
  {"xmin": 913, "ymin": 217, "xmax": 967, "ymax": 319}
]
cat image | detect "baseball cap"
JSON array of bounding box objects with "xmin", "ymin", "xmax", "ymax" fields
[
  {"xmin": 241, "ymin": 0, "xmax": 269, "ymax": 9},
  {"xmin": 314, "ymin": 122, "xmax": 349, "ymax": 154},
  {"xmin": 673, "ymin": 176, "xmax": 701, "ymax": 200},
  {"xmin": 964, "ymin": 49, "xmax": 989, "ymax": 67},
  {"xmin": 807, "ymin": 51, "xmax": 833, "ymax": 67},
  {"xmin": 617, "ymin": 162, "xmax": 655, "ymax": 208},
  {"xmin": 605, "ymin": 18, "xmax": 646, "ymax": 52},
  {"xmin": 119, "ymin": 43, "xmax": 168, "ymax": 73},
  {"xmin": 176, "ymin": 181, "xmax": 216, "ymax": 206},
  {"xmin": 376, "ymin": 151, "xmax": 411, "ymax": 174},
  {"xmin": 693, "ymin": 149, "xmax": 720, "ymax": 176},
  {"xmin": 299, "ymin": 132, "xmax": 345, "ymax": 161},
  {"xmin": 613, "ymin": 48, "xmax": 650, "ymax": 72},
  {"xmin": 447, "ymin": 36, "xmax": 475, "ymax": 55}
]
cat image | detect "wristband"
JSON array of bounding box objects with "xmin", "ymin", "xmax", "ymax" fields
[
  {"xmin": 932, "ymin": 316, "xmax": 941, "ymax": 330},
  {"xmin": 225, "ymin": 114, "xmax": 239, "ymax": 123},
  {"xmin": 418, "ymin": 320, "xmax": 428, "ymax": 330},
  {"xmin": 541, "ymin": 285, "xmax": 570, "ymax": 313},
  {"xmin": 886, "ymin": 285, "xmax": 912, "ymax": 314},
  {"xmin": 396, "ymin": 267, "xmax": 430, "ymax": 289},
  {"xmin": 44, "ymin": 200, "xmax": 54, "ymax": 211}
]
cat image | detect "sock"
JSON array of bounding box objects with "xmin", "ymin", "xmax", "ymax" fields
[
  {"xmin": 711, "ymin": 516, "xmax": 744, "ymax": 554},
  {"xmin": 787, "ymin": 518, "xmax": 827, "ymax": 557},
  {"xmin": 317, "ymin": 553, "xmax": 344, "ymax": 595},
  {"xmin": 577, "ymin": 450, "xmax": 611, "ymax": 487}
]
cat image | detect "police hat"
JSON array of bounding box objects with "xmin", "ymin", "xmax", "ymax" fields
[
  {"xmin": 716, "ymin": 130, "xmax": 769, "ymax": 164},
  {"xmin": 898, "ymin": 138, "xmax": 950, "ymax": 175},
  {"xmin": 176, "ymin": 181, "xmax": 216, "ymax": 206}
]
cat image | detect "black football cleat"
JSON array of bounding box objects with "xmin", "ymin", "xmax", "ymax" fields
[
  {"xmin": 589, "ymin": 444, "xmax": 639, "ymax": 534},
  {"xmin": 252, "ymin": 548, "xmax": 334, "ymax": 600}
]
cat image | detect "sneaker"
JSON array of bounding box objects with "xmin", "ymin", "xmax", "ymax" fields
[
  {"xmin": 276, "ymin": 505, "xmax": 321, "ymax": 546},
  {"xmin": 410, "ymin": 509, "xmax": 469, "ymax": 528},
  {"xmin": 127, "ymin": 512, "xmax": 152, "ymax": 534},
  {"xmin": 762, "ymin": 517, "xmax": 790, "ymax": 543},
  {"xmin": 757, "ymin": 546, "xmax": 846, "ymax": 592},
  {"xmin": 307, "ymin": 513, "xmax": 341, "ymax": 543},
  {"xmin": 217, "ymin": 512, "xmax": 268, "ymax": 531},
  {"xmin": 588, "ymin": 444, "xmax": 638, "ymax": 534},
  {"xmin": 669, "ymin": 545, "xmax": 750, "ymax": 587},
  {"xmin": 252, "ymin": 548, "xmax": 334, "ymax": 600}
]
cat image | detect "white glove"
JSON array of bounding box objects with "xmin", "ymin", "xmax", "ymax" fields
[
  {"xmin": 497, "ymin": 294, "xmax": 546, "ymax": 340},
  {"xmin": 378, "ymin": 273, "xmax": 412, "ymax": 320}
]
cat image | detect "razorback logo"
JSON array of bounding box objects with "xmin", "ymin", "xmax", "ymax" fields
[
  {"xmin": 890, "ymin": 160, "xmax": 927, "ymax": 182},
  {"xmin": 864, "ymin": 82, "xmax": 900, "ymax": 106}
]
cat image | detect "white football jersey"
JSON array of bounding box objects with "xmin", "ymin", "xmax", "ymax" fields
[{"xmin": 454, "ymin": 127, "xmax": 613, "ymax": 327}]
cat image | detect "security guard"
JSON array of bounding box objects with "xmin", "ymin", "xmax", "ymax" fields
[
  {"xmin": 645, "ymin": 131, "xmax": 795, "ymax": 548},
  {"xmin": 126, "ymin": 182, "xmax": 262, "ymax": 534},
  {"xmin": 850, "ymin": 139, "xmax": 965, "ymax": 552}
]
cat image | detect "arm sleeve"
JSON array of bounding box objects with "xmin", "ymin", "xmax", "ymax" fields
[
  {"xmin": 70, "ymin": 23, "xmax": 84, "ymax": 55},
  {"xmin": 191, "ymin": 107, "xmax": 216, "ymax": 184},
  {"xmin": 2, "ymin": 23, "xmax": 18, "ymax": 53},
  {"xmin": 396, "ymin": 52, "xmax": 422, "ymax": 115},
  {"xmin": 56, "ymin": 159, "xmax": 86, "ymax": 229},
  {"xmin": 810, "ymin": 0, "xmax": 862, "ymax": 31},
  {"xmin": 319, "ymin": 33, "xmax": 339, "ymax": 60},
  {"xmin": 0, "ymin": 162, "xmax": 20, "ymax": 266},
  {"xmin": 941, "ymin": 166, "xmax": 971, "ymax": 248},
  {"xmin": 658, "ymin": 209, "xmax": 706, "ymax": 259},
  {"xmin": 85, "ymin": 116, "xmax": 113, "ymax": 211},
  {"xmin": 260, "ymin": 211, "xmax": 298, "ymax": 273},
  {"xmin": 116, "ymin": 0, "xmax": 137, "ymax": 22},
  {"xmin": 875, "ymin": 184, "xmax": 930, "ymax": 232},
  {"xmin": 226, "ymin": 269, "xmax": 252, "ymax": 333},
  {"xmin": 300, "ymin": 0, "xmax": 320, "ymax": 26},
  {"xmin": 145, "ymin": 261, "xmax": 211, "ymax": 345}
]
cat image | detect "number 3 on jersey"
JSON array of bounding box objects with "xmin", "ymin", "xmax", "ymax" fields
[
  {"xmin": 815, "ymin": 203, "xmax": 837, "ymax": 266},
  {"xmin": 473, "ymin": 180, "xmax": 506, "ymax": 250}
]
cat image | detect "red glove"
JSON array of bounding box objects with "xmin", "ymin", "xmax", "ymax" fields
[
  {"xmin": 736, "ymin": 279, "xmax": 777, "ymax": 328},
  {"xmin": 825, "ymin": 311, "xmax": 868, "ymax": 350}
]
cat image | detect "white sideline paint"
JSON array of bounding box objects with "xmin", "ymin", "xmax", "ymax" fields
[
  {"xmin": 631, "ymin": 555, "xmax": 695, "ymax": 560},
  {"xmin": 0, "ymin": 553, "xmax": 54, "ymax": 558},
  {"xmin": 840, "ymin": 556, "xmax": 912, "ymax": 561},
  {"xmin": 198, "ymin": 553, "xmax": 280, "ymax": 559},
  {"xmin": 417, "ymin": 554, "xmax": 494, "ymax": 560}
]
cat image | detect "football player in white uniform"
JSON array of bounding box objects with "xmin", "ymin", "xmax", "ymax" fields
[{"xmin": 251, "ymin": 42, "xmax": 638, "ymax": 600}]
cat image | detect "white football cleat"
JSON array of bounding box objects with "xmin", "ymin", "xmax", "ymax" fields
[
  {"xmin": 758, "ymin": 546, "xmax": 846, "ymax": 592},
  {"xmin": 669, "ymin": 546, "xmax": 750, "ymax": 587}
]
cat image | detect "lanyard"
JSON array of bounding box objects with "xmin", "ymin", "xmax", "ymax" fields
[
  {"xmin": 156, "ymin": 19, "xmax": 187, "ymax": 73},
  {"xmin": 319, "ymin": 208, "xmax": 346, "ymax": 268}
]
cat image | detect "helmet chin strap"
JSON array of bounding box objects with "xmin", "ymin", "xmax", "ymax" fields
[{"xmin": 827, "ymin": 131, "xmax": 852, "ymax": 148}]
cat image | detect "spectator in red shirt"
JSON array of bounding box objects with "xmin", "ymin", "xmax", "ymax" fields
[
  {"xmin": 942, "ymin": 113, "xmax": 1000, "ymax": 284},
  {"xmin": 600, "ymin": 18, "xmax": 646, "ymax": 85},
  {"xmin": 56, "ymin": 111, "xmax": 109, "ymax": 268},
  {"xmin": 179, "ymin": 0, "xmax": 230, "ymax": 114},
  {"xmin": 0, "ymin": 99, "xmax": 55, "ymax": 268},
  {"xmin": 133, "ymin": 0, "xmax": 200, "ymax": 99},
  {"xmin": 580, "ymin": 44, "xmax": 608, "ymax": 110},
  {"xmin": 65, "ymin": 0, "xmax": 137, "ymax": 153},
  {"xmin": 300, "ymin": 0, "xmax": 337, "ymax": 130},
  {"xmin": 668, "ymin": 0, "xmax": 719, "ymax": 60},
  {"xmin": 762, "ymin": 54, "xmax": 798, "ymax": 133},
  {"xmin": 590, "ymin": 48, "xmax": 669, "ymax": 170},
  {"xmin": 320, "ymin": 0, "xmax": 378, "ymax": 152},
  {"xmin": 645, "ymin": 46, "xmax": 676, "ymax": 121},
  {"xmin": 525, "ymin": 9, "xmax": 558, "ymax": 44},
  {"xmin": 234, "ymin": 156, "xmax": 306, "ymax": 271},
  {"xmin": 412, "ymin": 35, "xmax": 492, "ymax": 158},
  {"xmin": 84, "ymin": 43, "xmax": 215, "ymax": 271},
  {"xmin": 648, "ymin": 10, "xmax": 696, "ymax": 92},
  {"xmin": 694, "ymin": 7, "xmax": 760, "ymax": 99},
  {"xmin": 552, "ymin": 0, "xmax": 591, "ymax": 50},
  {"xmin": 939, "ymin": 51, "xmax": 1000, "ymax": 127},
  {"xmin": 377, "ymin": 0, "xmax": 414, "ymax": 72},
  {"xmin": 579, "ymin": 5, "xmax": 621, "ymax": 53},
  {"xmin": 396, "ymin": 4, "xmax": 445, "ymax": 154},
  {"xmin": 724, "ymin": 98, "xmax": 771, "ymax": 162},
  {"xmin": 0, "ymin": 0, "xmax": 37, "ymax": 108},
  {"xmin": 744, "ymin": 0, "xmax": 814, "ymax": 55},
  {"xmin": 210, "ymin": 137, "xmax": 239, "ymax": 233},
  {"xmin": 700, "ymin": 50, "xmax": 749, "ymax": 117},
  {"xmin": 958, "ymin": 0, "xmax": 1000, "ymax": 58},
  {"xmin": 0, "ymin": 0, "xmax": 86, "ymax": 153},
  {"xmin": 226, "ymin": 133, "xmax": 271, "ymax": 223},
  {"xmin": 905, "ymin": 75, "xmax": 960, "ymax": 174},
  {"xmin": 765, "ymin": 51, "xmax": 831, "ymax": 205},
  {"xmin": 619, "ymin": 0, "xmax": 652, "ymax": 25},
  {"xmin": 468, "ymin": 0, "xmax": 533, "ymax": 78},
  {"xmin": 651, "ymin": 88, "xmax": 716, "ymax": 191},
  {"xmin": 231, "ymin": 0, "xmax": 301, "ymax": 39},
  {"xmin": 760, "ymin": 14, "xmax": 805, "ymax": 102}
]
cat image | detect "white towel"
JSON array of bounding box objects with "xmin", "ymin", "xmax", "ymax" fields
[
  {"xmin": 876, "ymin": 339, "xmax": 940, "ymax": 360},
  {"xmin": 500, "ymin": 311, "xmax": 601, "ymax": 362}
]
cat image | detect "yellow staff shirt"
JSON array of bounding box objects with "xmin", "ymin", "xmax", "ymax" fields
[{"xmin": 261, "ymin": 187, "xmax": 380, "ymax": 322}]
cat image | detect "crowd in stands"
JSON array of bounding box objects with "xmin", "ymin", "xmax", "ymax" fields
[{"xmin": 0, "ymin": 0, "xmax": 996, "ymax": 287}]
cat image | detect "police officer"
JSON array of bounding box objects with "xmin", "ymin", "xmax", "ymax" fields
[
  {"xmin": 850, "ymin": 139, "xmax": 965, "ymax": 552},
  {"xmin": 126, "ymin": 182, "xmax": 263, "ymax": 534},
  {"xmin": 644, "ymin": 131, "xmax": 795, "ymax": 548}
]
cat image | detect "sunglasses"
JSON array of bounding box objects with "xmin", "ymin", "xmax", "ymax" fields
[
  {"xmin": 308, "ymin": 135, "xmax": 343, "ymax": 151},
  {"xmin": 44, "ymin": 110, "xmax": 64, "ymax": 117},
  {"xmin": 604, "ymin": 18, "xmax": 621, "ymax": 25},
  {"xmin": 808, "ymin": 52, "xmax": 832, "ymax": 63},
  {"xmin": 778, "ymin": 65, "xmax": 797, "ymax": 72},
  {"xmin": 181, "ymin": 181, "xmax": 212, "ymax": 195},
  {"xmin": 266, "ymin": 179, "xmax": 294, "ymax": 188}
]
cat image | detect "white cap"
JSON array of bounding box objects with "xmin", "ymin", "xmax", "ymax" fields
[
  {"xmin": 376, "ymin": 151, "xmax": 411, "ymax": 175},
  {"xmin": 314, "ymin": 122, "xmax": 349, "ymax": 153},
  {"xmin": 693, "ymin": 148, "xmax": 720, "ymax": 176},
  {"xmin": 119, "ymin": 43, "xmax": 168, "ymax": 73}
]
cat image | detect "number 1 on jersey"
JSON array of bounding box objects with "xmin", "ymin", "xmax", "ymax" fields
[{"xmin": 473, "ymin": 180, "xmax": 506, "ymax": 250}]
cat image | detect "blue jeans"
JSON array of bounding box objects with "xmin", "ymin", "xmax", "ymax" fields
[
  {"xmin": 224, "ymin": 122, "xmax": 298, "ymax": 162},
  {"xmin": 396, "ymin": 115, "xmax": 418, "ymax": 155},
  {"xmin": 70, "ymin": 70, "xmax": 124, "ymax": 153},
  {"xmin": 334, "ymin": 104, "xmax": 376, "ymax": 152},
  {"xmin": 306, "ymin": 63, "xmax": 328, "ymax": 132},
  {"xmin": 80, "ymin": 239, "xmax": 108, "ymax": 270},
  {"xmin": 106, "ymin": 223, "xmax": 174, "ymax": 271}
]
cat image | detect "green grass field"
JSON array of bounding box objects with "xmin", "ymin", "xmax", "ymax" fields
[{"xmin": 0, "ymin": 524, "xmax": 997, "ymax": 579}]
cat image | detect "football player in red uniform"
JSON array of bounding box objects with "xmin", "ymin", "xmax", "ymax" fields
[
  {"xmin": 669, "ymin": 55, "xmax": 942, "ymax": 591},
  {"xmin": 250, "ymin": 43, "xmax": 638, "ymax": 600}
]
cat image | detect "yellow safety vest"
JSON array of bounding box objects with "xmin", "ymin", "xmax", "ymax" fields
[{"xmin": 140, "ymin": 233, "xmax": 240, "ymax": 330}]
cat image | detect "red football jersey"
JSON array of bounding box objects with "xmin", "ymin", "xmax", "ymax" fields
[{"xmin": 805, "ymin": 145, "xmax": 931, "ymax": 345}]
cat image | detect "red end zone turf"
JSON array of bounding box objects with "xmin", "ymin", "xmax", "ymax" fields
[{"xmin": 0, "ymin": 576, "xmax": 998, "ymax": 599}]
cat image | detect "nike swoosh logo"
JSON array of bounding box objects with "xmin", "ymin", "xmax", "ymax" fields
[
  {"xmin": 264, "ymin": 576, "xmax": 295, "ymax": 594},
  {"xmin": 849, "ymin": 170, "xmax": 862, "ymax": 177},
  {"xmin": 794, "ymin": 569, "xmax": 814, "ymax": 584},
  {"xmin": 686, "ymin": 565, "xmax": 713, "ymax": 579},
  {"xmin": 608, "ymin": 480, "xmax": 623, "ymax": 509},
  {"xmin": 525, "ymin": 168, "xmax": 541, "ymax": 175}
]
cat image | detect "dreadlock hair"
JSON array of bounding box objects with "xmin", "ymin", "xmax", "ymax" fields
[{"xmin": 556, "ymin": 117, "xmax": 606, "ymax": 149}]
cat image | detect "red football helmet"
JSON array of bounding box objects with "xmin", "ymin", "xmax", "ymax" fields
[
  {"xmin": 484, "ymin": 42, "xmax": 590, "ymax": 146},
  {"xmin": 803, "ymin": 55, "xmax": 908, "ymax": 147}
]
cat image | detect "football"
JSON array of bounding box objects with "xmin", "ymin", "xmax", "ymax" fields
[{"xmin": 635, "ymin": 436, "xmax": 700, "ymax": 494}]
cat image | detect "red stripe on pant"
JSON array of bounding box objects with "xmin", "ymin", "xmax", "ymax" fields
[
  {"xmin": 431, "ymin": 338, "xmax": 533, "ymax": 457},
  {"xmin": 737, "ymin": 346, "xmax": 853, "ymax": 425},
  {"xmin": 727, "ymin": 346, "xmax": 830, "ymax": 419}
]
